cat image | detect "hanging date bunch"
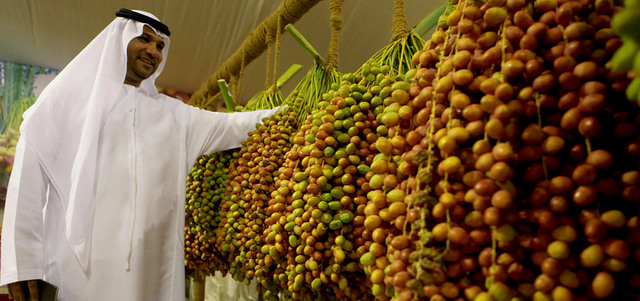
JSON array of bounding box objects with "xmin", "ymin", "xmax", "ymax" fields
[
  {"xmin": 259, "ymin": 66, "xmax": 414, "ymax": 300},
  {"xmin": 370, "ymin": 0, "xmax": 640, "ymax": 300},
  {"xmin": 212, "ymin": 106, "xmax": 299, "ymax": 285},
  {"xmin": 185, "ymin": 149, "xmax": 238, "ymax": 276}
]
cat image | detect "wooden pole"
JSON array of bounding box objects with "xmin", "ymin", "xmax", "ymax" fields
[{"xmin": 191, "ymin": 0, "xmax": 323, "ymax": 109}]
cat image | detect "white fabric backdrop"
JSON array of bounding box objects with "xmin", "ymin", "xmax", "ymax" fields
[{"xmin": 0, "ymin": 0, "xmax": 439, "ymax": 102}]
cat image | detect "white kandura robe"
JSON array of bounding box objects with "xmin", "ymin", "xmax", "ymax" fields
[{"xmin": 1, "ymin": 85, "xmax": 277, "ymax": 300}]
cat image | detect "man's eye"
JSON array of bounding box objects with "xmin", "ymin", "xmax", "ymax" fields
[{"xmin": 139, "ymin": 36, "xmax": 149, "ymax": 42}]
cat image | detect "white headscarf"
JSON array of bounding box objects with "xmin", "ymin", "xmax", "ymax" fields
[{"xmin": 19, "ymin": 10, "xmax": 170, "ymax": 276}]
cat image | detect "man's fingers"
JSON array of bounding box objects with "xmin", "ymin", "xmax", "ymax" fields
[
  {"xmin": 27, "ymin": 280, "xmax": 38, "ymax": 301},
  {"xmin": 7, "ymin": 282, "xmax": 25, "ymax": 301}
]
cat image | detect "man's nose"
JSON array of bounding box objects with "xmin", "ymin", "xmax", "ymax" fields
[{"xmin": 145, "ymin": 44, "xmax": 161, "ymax": 58}]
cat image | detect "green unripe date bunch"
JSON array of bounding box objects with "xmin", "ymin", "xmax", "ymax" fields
[{"xmin": 185, "ymin": 149, "xmax": 237, "ymax": 276}]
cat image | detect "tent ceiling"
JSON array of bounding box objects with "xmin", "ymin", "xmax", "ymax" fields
[{"xmin": 0, "ymin": 0, "xmax": 440, "ymax": 104}]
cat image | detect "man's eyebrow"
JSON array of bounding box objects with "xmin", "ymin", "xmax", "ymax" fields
[{"xmin": 140, "ymin": 32, "xmax": 165, "ymax": 47}]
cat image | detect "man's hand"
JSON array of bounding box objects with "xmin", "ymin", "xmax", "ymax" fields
[{"xmin": 7, "ymin": 280, "xmax": 38, "ymax": 301}]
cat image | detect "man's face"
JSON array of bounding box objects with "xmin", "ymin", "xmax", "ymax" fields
[{"xmin": 124, "ymin": 25, "xmax": 165, "ymax": 87}]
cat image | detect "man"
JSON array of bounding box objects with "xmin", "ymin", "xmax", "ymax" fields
[{"xmin": 0, "ymin": 9, "xmax": 278, "ymax": 300}]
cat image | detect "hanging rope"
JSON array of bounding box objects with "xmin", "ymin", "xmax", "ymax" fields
[
  {"xmin": 265, "ymin": 31, "xmax": 275, "ymax": 90},
  {"xmin": 391, "ymin": 0, "xmax": 410, "ymax": 42},
  {"xmin": 327, "ymin": 0, "xmax": 344, "ymax": 70},
  {"xmin": 191, "ymin": 0, "xmax": 323, "ymax": 109},
  {"xmin": 234, "ymin": 52, "xmax": 247, "ymax": 106},
  {"xmin": 201, "ymin": 91, "xmax": 222, "ymax": 111},
  {"xmin": 272, "ymin": 16, "xmax": 282, "ymax": 89}
]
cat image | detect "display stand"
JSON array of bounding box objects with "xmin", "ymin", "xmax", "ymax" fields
[{"xmin": 193, "ymin": 273, "xmax": 205, "ymax": 301}]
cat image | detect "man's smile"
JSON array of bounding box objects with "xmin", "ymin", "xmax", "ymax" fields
[{"xmin": 139, "ymin": 57, "xmax": 155, "ymax": 66}]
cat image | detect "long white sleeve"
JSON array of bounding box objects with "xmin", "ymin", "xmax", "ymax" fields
[
  {"xmin": 185, "ymin": 106, "xmax": 279, "ymax": 162},
  {"xmin": 0, "ymin": 137, "xmax": 48, "ymax": 286}
]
